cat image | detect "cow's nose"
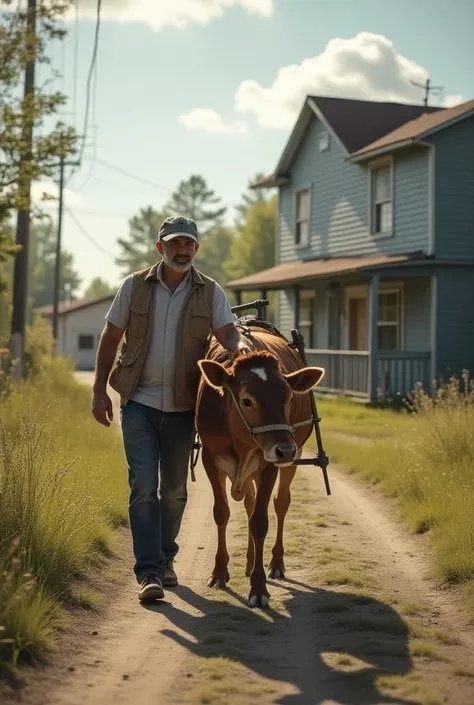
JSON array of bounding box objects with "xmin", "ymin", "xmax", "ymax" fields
[{"xmin": 275, "ymin": 444, "xmax": 297, "ymax": 461}]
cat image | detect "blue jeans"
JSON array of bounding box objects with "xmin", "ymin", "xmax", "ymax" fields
[{"xmin": 120, "ymin": 400, "xmax": 195, "ymax": 582}]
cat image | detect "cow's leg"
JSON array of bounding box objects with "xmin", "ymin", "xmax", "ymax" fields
[
  {"xmin": 243, "ymin": 476, "xmax": 256, "ymax": 577},
  {"xmin": 248, "ymin": 463, "xmax": 278, "ymax": 608},
  {"xmin": 202, "ymin": 447, "xmax": 231, "ymax": 589},
  {"xmin": 268, "ymin": 465, "xmax": 296, "ymax": 579}
]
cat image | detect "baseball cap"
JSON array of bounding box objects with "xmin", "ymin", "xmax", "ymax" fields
[{"xmin": 159, "ymin": 215, "xmax": 199, "ymax": 243}]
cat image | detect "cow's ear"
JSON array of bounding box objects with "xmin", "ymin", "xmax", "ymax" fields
[
  {"xmin": 284, "ymin": 366, "xmax": 325, "ymax": 394},
  {"xmin": 198, "ymin": 359, "xmax": 232, "ymax": 394}
]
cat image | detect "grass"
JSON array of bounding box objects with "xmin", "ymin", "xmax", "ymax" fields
[
  {"xmin": 195, "ymin": 659, "xmax": 277, "ymax": 704},
  {"xmin": 0, "ymin": 354, "xmax": 128, "ymax": 674},
  {"xmin": 311, "ymin": 372, "xmax": 474, "ymax": 613},
  {"xmin": 313, "ymin": 395, "xmax": 412, "ymax": 439}
]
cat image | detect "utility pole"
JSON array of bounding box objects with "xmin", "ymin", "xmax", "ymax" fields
[
  {"xmin": 51, "ymin": 154, "xmax": 65, "ymax": 345},
  {"xmin": 51, "ymin": 151, "xmax": 80, "ymax": 350},
  {"xmin": 10, "ymin": 0, "xmax": 36, "ymax": 379},
  {"xmin": 411, "ymin": 77, "xmax": 444, "ymax": 107}
]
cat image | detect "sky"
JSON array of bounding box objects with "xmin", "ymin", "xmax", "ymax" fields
[{"xmin": 25, "ymin": 0, "xmax": 474, "ymax": 296}]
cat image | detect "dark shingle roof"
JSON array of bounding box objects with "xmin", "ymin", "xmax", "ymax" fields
[
  {"xmin": 349, "ymin": 98, "xmax": 474, "ymax": 159},
  {"xmin": 310, "ymin": 95, "xmax": 442, "ymax": 153}
]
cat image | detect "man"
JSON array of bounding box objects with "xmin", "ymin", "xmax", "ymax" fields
[{"xmin": 91, "ymin": 214, "xmax": 250, "ymax": 603}]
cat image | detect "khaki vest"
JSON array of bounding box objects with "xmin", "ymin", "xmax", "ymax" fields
[{"xmin": 108, "ymin": 262, "xmax": 216, "ymax": 409}]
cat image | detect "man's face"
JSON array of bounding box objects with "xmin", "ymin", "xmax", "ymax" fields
[{"xmin": 156, "ymin": 236, "xmax": 199, "ymax": 272}]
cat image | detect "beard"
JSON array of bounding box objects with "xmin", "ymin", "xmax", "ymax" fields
[{"xmin": 162, "ymin": 249, "xmax": 195, "ymax": 272}]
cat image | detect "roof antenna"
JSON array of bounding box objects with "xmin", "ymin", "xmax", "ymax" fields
[{"xmin": 410, "ymin": 78, "xmax": 444, "ymax": 107}]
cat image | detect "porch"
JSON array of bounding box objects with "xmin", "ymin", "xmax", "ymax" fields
[
  {"xmin": 227, "ymin": 254, "xmax": 436, "ymax": 403},
  {"xmin": 303, "ymin": 349, "xmax": 431, "ymax": 401}
]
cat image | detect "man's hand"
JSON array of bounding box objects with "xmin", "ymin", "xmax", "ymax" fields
[
  {"xmin": 236, "ymin": 339, "xmax": 252, "ymax": 355},
  {"xmin": 214, "ymin": 323, "xmax": 252, "ymax": 355},
  {"xmin": 92, "ymin": 390, "xmax": 114, "ymax": 427}
]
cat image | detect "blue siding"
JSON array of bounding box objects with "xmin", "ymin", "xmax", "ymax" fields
[
  {"xmin": 435, "ymin": 267, "xmax": 474, "ymax": 381},
  {"xmin": 428, "ymin": 115, "xmax": 474, "ymax": 259},
  {"xmin": 403, "ymin": 278, "xmax": 432, "ymax": 351},
  {"xmin": 278, "ymin": 290, "xmax": 294, "ymax": 340},
  {"xmin": 278, "ymin": 284, "xmax": 329, "ymax": 345},
  {"xmin": 278, "ymin": 117, "xmax": 430, "ymax": 264},
  {"xmin": 313, "ymin": 284, "xmax": 329, "ymax": 348}
]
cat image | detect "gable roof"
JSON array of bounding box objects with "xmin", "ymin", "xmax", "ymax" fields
[
  {"xmin": 348, "ymin": 98, "xmax": 474, "ymax": 162},
  {"xmin": 34, "ymin": 294, "xmax": 115, "ymax": 317},
  {"xmin": 309, "ymin": 95, "xmax": 441, "ymax": 154},
  {"xmin": 252, "ymin": 95, "xmax": 473, "ymax": 188}
]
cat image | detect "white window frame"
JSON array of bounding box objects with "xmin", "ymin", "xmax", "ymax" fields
[
  {"xmin": 293, "ymin": 185, "xmax": 311, "ymax": 248},
  {"xmin": 343, "ymin": 282, "xmax": 404, "ymax": 351},
  {"xmin": 377, "ymin": 286, "xmax": 404, "ymax": 351},
  {"xmin": 368, "ymin": 156, "xmax": 394, "ymax": 238}
]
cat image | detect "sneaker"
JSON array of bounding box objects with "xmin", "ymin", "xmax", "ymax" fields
[
  {"xmin": 138, "ymin": 574, "xmax": 164, "ymax": 602},
  {"xmin": 163, "ymin": 560, "xmax": 178, "ymax": 588}
]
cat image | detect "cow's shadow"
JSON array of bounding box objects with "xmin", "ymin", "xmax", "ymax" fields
[{"xmin": 144, "ymin": 578, "xmax": 417, "ymax": 705}]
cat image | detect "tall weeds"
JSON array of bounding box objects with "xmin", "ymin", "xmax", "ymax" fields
[
  {"xmin": 0, "ymin": 355, "xmax": 128, "ymax": 673},
  {"xmin": 320, "ymin": 372, "xmax": 474, "ymax": 613}
]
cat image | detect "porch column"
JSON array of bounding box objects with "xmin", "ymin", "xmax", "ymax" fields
[
  {"xmin": 234, "ymin": 289, "xmax": 242, "ymax": 306},
  {"xmin": 260, "ymin": 288, "xmax": 267, "ymax": 301},
  {"xmin": 430, "ymin": 274, "xmax": 437, "ymax": 391},
  {"xmin": 293, "ymin": 285, "xmax": 300, "ymax": 330},
  {"xmin": 368, "ymin": 275, "xmax": 379, "ymax": 404}
]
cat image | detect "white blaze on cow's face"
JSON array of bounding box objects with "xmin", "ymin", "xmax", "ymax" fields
[
  {"xmin": 198, "ymin": 352, "xmax": 325, "ymax": 467},
  {"xmin": 251, "ymin": 367, "xmax": 268, "ymax": 382}
]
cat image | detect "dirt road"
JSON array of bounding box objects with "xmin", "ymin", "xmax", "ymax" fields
[{"xmin": 9, "ymin": 373, "xmax": 474, "ymax": 705}]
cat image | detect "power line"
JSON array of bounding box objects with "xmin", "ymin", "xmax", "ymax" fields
[
  {"xmin": 70, "ymin": 208, "xmax": 133, "ymax": 218},
  {"xmin": 65, "ymin": 207, "xmax": 116, "ymax": 259},
  {"xmin": 94, "ymin": 156, "xmax": 174, "ymax": 194},
  {"xmin": 74, "ymin": 13, "xmax": 100, "ymax": 192},
  {"xmin": 75, "ymin": 0, "xmax": 101, "ymax": 172}
]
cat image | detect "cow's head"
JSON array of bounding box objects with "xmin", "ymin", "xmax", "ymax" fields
[{"xmin": 198, "ymin": 350, "xmax": 325, "ymax": 466}]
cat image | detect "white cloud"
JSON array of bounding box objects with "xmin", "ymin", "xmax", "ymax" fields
[
  {"xmin": 63, "ymin": 0, "xmax": 273, "ymax": 31},
  {"xmin": 179, "ymin": 108, "xmax": 248, "ymax": 135},
  {"xmin": 233, "ymin": 32, "xmax": 463, "ymax": 130},
  {"xmin": 31, "ymin": 180, "xmax": 84, "ymax": 210},
  {"xmin": 443, "ymin": 94, "xmax": 463, "ymax": 108}
]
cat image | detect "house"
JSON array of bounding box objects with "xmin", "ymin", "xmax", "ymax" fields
[
  {"xmin": 226, "ymin": 95, "xmax": 474, "ymax": 402},
  {"xmin": 34, "ymin": 295, "xmax": 114, "ymax": 370}
]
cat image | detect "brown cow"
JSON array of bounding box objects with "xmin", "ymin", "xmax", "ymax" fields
[{"xmin": 195, "ymin": 325, "xmax": 325, "ymax": 608}]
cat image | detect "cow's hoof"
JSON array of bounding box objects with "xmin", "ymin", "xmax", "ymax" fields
[
  {"xmin": 248, "ymin": 594, "xmax": 270, "ymax": 608},
  {"xmin": 268, "ymin": 566, "xmax": 285, "ymax": 579},
  {"xmin": 207, "ymin": 575, "xmax": 228, "ymax": 589}
]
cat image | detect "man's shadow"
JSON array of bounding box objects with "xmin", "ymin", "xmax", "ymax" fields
[{"xmin": 144, "ymin": 577, "xmax": 418, "ymax": 705}]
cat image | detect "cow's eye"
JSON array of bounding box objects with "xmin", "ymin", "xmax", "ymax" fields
[{"xmin": 241, "ymin": 398, "xmax": 253, "ymax": 408}]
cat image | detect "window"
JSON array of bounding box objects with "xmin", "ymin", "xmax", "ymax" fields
[
  {"xmin": 294, "ymin": 187, "xmax": 310, "ymax": 247},
  {"xmin": 298, "ymin": 292, "xmax": 314, "ymax": 347},
  {"xmin": 377, "ymin": 291, "xmax": 401, "ymax": 351},
  {"xmin": 78, "ymin": 334, "xmax": 94, "ymax": 350},
  {"xmin": 371, "ymin": 163, "xmax": 393, "ymax": 235},
  {"xmin": 318, "ymin": 131, "xmax": 329, "ymax": 151}
]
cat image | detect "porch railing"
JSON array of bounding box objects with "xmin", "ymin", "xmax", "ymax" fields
[
  {"xmin": 305, "ymin": 349, "xmax": 369, "ymax": 397},
  {"xmin": 304, "ymin": 349, "xmax": 431, "ymax": 399},
  {"xmin": 378, "ymin": 351, "xmax": 431, "ymax": 398}
]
